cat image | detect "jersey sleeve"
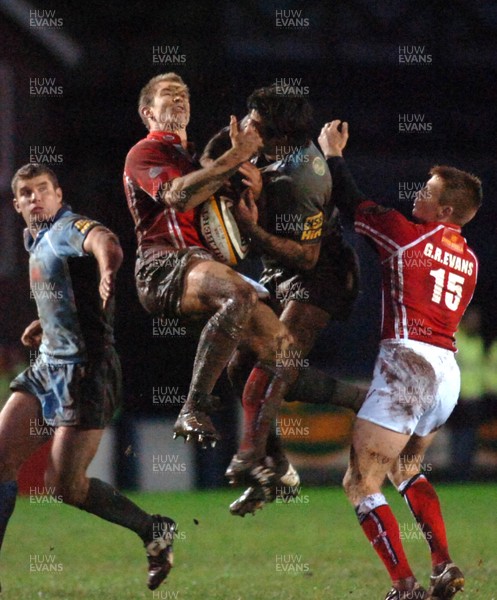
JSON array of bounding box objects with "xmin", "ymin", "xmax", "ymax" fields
[
  {"xmin": 327, "ymin": 157, "xmax": 367, "ymax": 220},
  {"xmin": 354, "ymin": 200, "xmax": 420, "ymax": 257},
  {"xmin": 48, "ymin": 215, "xmax": 101, "ymax": 257},
  {"xmin": 125, "ymin": 142, "xmax": 183, "ymax": 203},
  {"xmin": 265, "ymin": 173, "xmax": 325, "ymax": 245}
]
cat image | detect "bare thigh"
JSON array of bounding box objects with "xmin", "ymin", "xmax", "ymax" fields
[{"xmin": 180, "ymin": 259, "xmax": 257, "ymax": 315}]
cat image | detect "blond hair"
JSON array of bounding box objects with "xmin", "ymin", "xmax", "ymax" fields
[{"xmin": 138, "ymin": 72, "xmax": 189, "ymax": 128}]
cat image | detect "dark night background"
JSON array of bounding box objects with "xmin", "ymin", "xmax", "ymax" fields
[{"xmin": 0, "ymin": 0, "xmax": 496, "ymax": 483}]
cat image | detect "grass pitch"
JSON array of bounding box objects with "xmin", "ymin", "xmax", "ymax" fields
[{"xmin": 1, "ymin": 484, "xmax": 496, "ymax": 599}]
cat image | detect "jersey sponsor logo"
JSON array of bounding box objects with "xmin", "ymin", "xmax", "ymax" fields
[
  {"xmin": 441, "ymin": 229, "xmax": 464, "ymax": 254},
  {"xmin": 312, "ymin": 156, "xmax": 326, "ymax": 176},
  {"xmin": 301, "ymin": 212, "xmax": 323, "ymax": 241},
  {"xmin": 423, "ymin": 242, "xmax": 474, "ymax": 276},
  {"xmin": 74, "ymin": 219, "xmax": 97, "ymax": 235},
  {"xmin": 149, "ymin": 166, "xmax": 164, "ymax": 178}
]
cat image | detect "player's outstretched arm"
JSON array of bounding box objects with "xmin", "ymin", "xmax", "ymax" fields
[
  {"xmin": 83, "ymin": 226, "xmax": 123, "ymax": 309},
  {"xmin": 159, "ymin": 116, "xmax": 262, "ymax": 213},
  {"xmin": 318, "ymin": 120, "xmax": 367, "ymax": 220}
]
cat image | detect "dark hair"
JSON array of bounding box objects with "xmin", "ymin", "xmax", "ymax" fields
[
  {"xmin": 247, "ymin": 84, "xmax": 313, "ymax": 146},
  {"xmin": 11, "ymin": 163, "xmax": 60, "ymax": 195},
  {"xmin": 430, "ymin": 165, "xmax": 482, "ymax": 224}
]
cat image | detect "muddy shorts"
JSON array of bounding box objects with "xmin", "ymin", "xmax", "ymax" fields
[
  {"xmin": 135, "ymin": 246, "xmax": 214, "ymax": 317},
  {"xmin": 10, "ymin": 347, "xmax": 121, "ymax": 429},
  {"xmin": 358, "ymin": 339, "xmax": 460, "ymax": 436},
  {"xmin": 260, "ymin": 236, "xmax": 360, "ymax": 320}
]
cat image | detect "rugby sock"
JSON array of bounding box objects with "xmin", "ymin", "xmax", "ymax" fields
[
  {"xmin": 399, "ymin": 474, "xmax": 451, "ymax": 567},
  {"xmin": 356, "ymin": 493, "xmax": 413, "ymax": 582},
  {"xmin": 285, "ymin": 367, "xmax": 365, "ymax": 412},
  {"xmin": 186, "ymin": 299, "xmax": 252, "ymax": 408},
  {"xmin": 0, "ymin": 481, "xmax": 18, "ymax": 550},
  {"xmin": 79, "ymin": 478, "xmax": 154, "ymax": 542},
  {"xmin": 251, "ymin": 375, "xmax": 290, "ymax": 459},
  {"xmin": 265, "ymin": 426, "xmax": 289, "ymax": 472},
  {"xmin": 239, "ymin": 366, "xmax": 271, "ymax": 454}
]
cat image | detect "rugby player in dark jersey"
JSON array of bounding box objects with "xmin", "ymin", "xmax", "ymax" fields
[
  {"xmin": 201, "ymin": 85, "xmax": 363, "ymax": 515},
  {"xmin": 0, "ymin": 164, "xmax": 174, "ymax": 591}
]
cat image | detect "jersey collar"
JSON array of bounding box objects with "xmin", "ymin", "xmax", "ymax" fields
[
  {"xmin": 147, "ymin": 130, "xmax": 182, "ymax": 145},
  {"xmin": 147, "ymin": 130, "xmax": 197, "ymax": 162},
  {"xmin": 442, "ymin": 222, "xmax": 462, "ymax": 233},
  {"xmin": 23, "ymin": 204, "xmax": 72, "ymax": 250}
]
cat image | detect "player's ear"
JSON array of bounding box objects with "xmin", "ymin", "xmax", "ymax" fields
[
  {"xmin": 12, "ymin": 196, "xmax": 21, "ymax": 214},
  {"xmin": 440, "ymin": 205, "xmax": 454, "ymax": 220},
  {"xmin": 55, "ymin": 186, "xmax": 63, "ymax": 204},
  {"xmin": 142, "ymin": 106, "xmax": 154, "ymax": 122}
]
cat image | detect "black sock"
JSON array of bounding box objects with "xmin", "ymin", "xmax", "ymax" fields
[
  {"xmin": 0, "ymin": 481, "xmax": 17, "ymax": 550},
  {"xmin": 266, "ymin": 426, "xmax": 289, "ymax": 472},
  {"xmin": 285, "ymin": 367, "xmax": 364, "ymax": 411},
  {"xmin": 79, "ymin": 478, "xmax": 154, "ymax": 542}
]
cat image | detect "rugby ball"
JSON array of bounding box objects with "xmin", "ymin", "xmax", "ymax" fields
[{"xmin": 200, "ymin": 196, "xmax": 249, "ymax": 265}]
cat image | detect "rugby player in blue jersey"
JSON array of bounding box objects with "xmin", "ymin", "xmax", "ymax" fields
[{"xmin": 0, "ymin": 163, "xmax": 174, "ymax": 591}]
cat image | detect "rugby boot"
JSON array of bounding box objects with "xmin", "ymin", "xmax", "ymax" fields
[
  {"xmin": 172, "ymin": 391, "xmax": 221, "ymax": 447},
  {"xmin": 225, "ymin": 453, "xmax": 261, "ymax": 486},
  {"xmin": 229, "ymin": 485, "xmax": 265, "ymax": 517},
  {"xmin": 427, "ymin": 563, "xmax": 465, "ymax": 599},
  {"xmin": 384, "ymin": 584, "xmax": 428, "ymax": 599},
  {"xmin": 229, "ymin": 462, "xmax": 300, "ymax": 517},
  {"xmin": 264, "ymin": 433, "xmax": 301, "ymax": 501},
  {"xmin": 225, "ymin": 453, "xmax": 278, "ymax": 491},
  {"xmin": 144, "ymin": 515, "xmax": 176, "ymax": 590}
]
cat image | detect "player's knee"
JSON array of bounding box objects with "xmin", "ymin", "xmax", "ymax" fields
[
  {"xmin": 342, "ymin": 467, "xmax": 355, "ymax": 497},
  {"xmin": 213, "ymin": 285, "xmax": 258, "ymax": 339},
  {"xmin": 228, "ymin": 282, "xmax": 258, "ymax": 314}
]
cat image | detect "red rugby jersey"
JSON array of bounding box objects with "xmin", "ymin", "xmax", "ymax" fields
[
  {"xmin": 355, "ymin": 200, "xmax": 478, "ymax": 351},
  {"xmin": 123, "ymin": 130, "xmax": 207, "ymax": 250}
]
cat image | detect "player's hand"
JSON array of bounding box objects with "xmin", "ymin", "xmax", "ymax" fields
[
  {"xmin": 234, "ymin": 189, "xmax": 258, "ymax": 227},
  {"xmin": 21, "ymin": 319, "xmax": 43, "ymax": 349},
  {"xmin": 318, "ymin": 120, "xmax": 349, "ymax": 158},
  {"xmin": 238, "ymin": 162, "xmax": 263, "ymax": 201},
  {"xmin": 229, "ymin": 115, "xmax": 262, "ymax": 161},
  {"xmin": 99, "ymin": 271, "xmax": 116, "ymax": 309}
]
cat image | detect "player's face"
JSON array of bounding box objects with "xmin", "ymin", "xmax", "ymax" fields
[
  {"xmin": 147, "ymin": 81, "xmax": 190, "ymax": 132},
  {"xmin": 13, "ymin": 175, "xmax": 63, "ymax": 228},
  {"xmin": 247, "ymin": 110, "xmax": 281, "ymax": 155},
  {"xmin": 412, "ymin": 175, "xmax": 445, "ymax": 222}
]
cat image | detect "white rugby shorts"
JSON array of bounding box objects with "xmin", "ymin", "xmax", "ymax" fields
[{"xmin": 357, "ymin": 339, "xmax": 460, "ymax": 436}]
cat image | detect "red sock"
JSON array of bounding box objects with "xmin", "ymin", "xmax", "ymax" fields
[
  {"xmin": 401, "ymin": 474, "xmax": 451, "ymax": 567},
  {"xmin": 357, "ymin": 498, "xmax": 413, "ymax": 582},
  {"xmin": 239, "ymin": 367, "xmax": 270, "ymax": 454}
]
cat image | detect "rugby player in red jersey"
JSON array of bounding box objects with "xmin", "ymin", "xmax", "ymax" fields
[
  {"xmin": 319, "ymin": 121, "xmax": 482, "ymax": 600},
  {"xmin": 124, "ymin": 73, "xmax": 303, "ymax": 491}
]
